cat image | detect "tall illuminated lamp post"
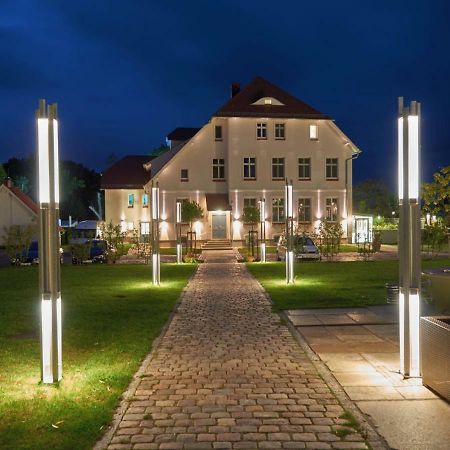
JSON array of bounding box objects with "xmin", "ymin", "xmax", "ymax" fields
[
  {"xmin": 176, "ymin": 200, "xmax": 182, "ymax": 264},
  {"xmin": 151, "ymin": 181, "xmax": 160, "ymax": 285},
  {"xmin": 285, "ymin": 179, "xmax": 294, "ymax": 283},
  {"xmin": 259, "ymin": 198, "xmax": 266, "ymax": 263},
  {"xmin": 398, "ymin": 97, "xmax": 421, "ymax": 378},
  {"xmin": 37, "ymin": 99, "xmax": 62, "ymax": 383}
]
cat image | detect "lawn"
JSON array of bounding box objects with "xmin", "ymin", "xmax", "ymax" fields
[
  {"xmin": 247, "ymin": 258, "xmax": 450, "ymax": 311},
  {"xmin": 0, "ymin": 263, "xmax": 196, "ymax": 450}
]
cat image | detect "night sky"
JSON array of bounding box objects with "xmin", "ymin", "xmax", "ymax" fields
[{"xmin": 1, "ymin": 0, "xmax": 449, "ymax": 186}]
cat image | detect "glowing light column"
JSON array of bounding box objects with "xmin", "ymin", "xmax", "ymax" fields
[
  {"xmin": 398, "ymin": 97, "xmax": 421, "ymax": 377},
  {"xmin": 151, "ymin": 181, "xmax": 160, "ymax": 285},
  {"xmin": 37, "ymin": 99, "xmax": 62, "ymax": 384},
  {"xmin": 176, "ymin": 201, "xmax": 182, "ymax": 264},
  {"xmin": 285, "ymin": 179, "xmax": 294, "ymax": 283},
  {"xmin": 259, "ymin": 198, "xmax": 266, "ymax": 263}
]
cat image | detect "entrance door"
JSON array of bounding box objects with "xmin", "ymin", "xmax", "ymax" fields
[{"xmin": 212, "ymin": 214, "xmax": 227, "ymax": 239}]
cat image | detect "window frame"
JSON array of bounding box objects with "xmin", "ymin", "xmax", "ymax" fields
[
  {"xmin": 271, "ymin": 157, "xmax": 285, "ymax": 180},
  {"xmin": 140, "ymin": 221, "xmax": 150, "ymax": 235},
  {"xmin": 212, "ymin": 158, "xmax": 225, "ymax": 181},
  {"xmin": 127, "ymin": 193, "xmax": 135, "ymax": 208},
  {"xmin": 243, "ymin": 197, "xmax": 257, "ymax": 209},
  {"xmin": 256, "ymin": 123, "xmax": 267, "ymax": 140},
  {"xmin": 298, "ymin": 157, "xmax": 311, "ymax": 180},
  {"xmin": 142, "ymin": 193, "xmax": 149, "ymax": 208},
  {"xmin": 309, "ymin": 124, "xmax": 318, "ymax": 140},
  {"xmin": 180, "ymin": 168, "xmax": 189, "ymax": 182},
  {"xmin": 326, "ymin": 197, "xmax": 339, "ymax": 222},
  {"xmin": 298, "ymin": 198, "xmax": 312, "ymax": 223},
  {"xmin": 215, "ymin": 125, "xmax": 223, "ymax": 141},
  {"xmin": 274, "ymin": 123, "xmax": 285, "ymax": 140},
  {"xmin": 326, "ymin": 158, "xmax": 339, "ymax": 180},
  {"xmin": 243, "ymin": 157, "xmax": 257, "ymax": 180},
  {"xmin": 272, "ymin": 197, "xmax": 285, "ymax": 223}
]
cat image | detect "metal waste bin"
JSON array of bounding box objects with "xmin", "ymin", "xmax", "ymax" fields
[{"xmin": 386, "ymin": 283, "xmax": 399, "ymax": 304}]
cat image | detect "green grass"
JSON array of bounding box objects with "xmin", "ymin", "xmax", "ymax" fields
[
  {"xmin": 247, "ymin": 258, "xmax": 450, "ymax": 310},
  {"xmin": 0, "ymin": 263, "xmax": 196, "ymax": 450},
  {"xmin": 238, "ymin": 246, "xmax": 277, "ymax": 256}
]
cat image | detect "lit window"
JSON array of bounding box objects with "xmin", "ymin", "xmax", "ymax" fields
[
  {"xmin": 127, "ymin": 221, "xmax": 134, "ymax": 231},
  {"xmin": 298, "ymin": 158, "xmax": 311, "ymax": 180},
  {"xmin": 243, "ymin": 157, "xmax": 256, "ymax": 179},
  {"xmin": 140, "ymin": 221, "xmax": 150, "ymax": 235},
  {"xmin": 309, "ymin": 124, "xmax": 318, "ymax": 140},
  {"xmin": 127, "ymin": 193, "xmax": 134, "ymax": 208},
  {"xmin": 212, "ymin": 158, "xmax": 225, "ymax": 180},
  {"xmin": 272, "ymin": 158, "xmax": 285, "ymax": 179},
  {"xmin": 215, "ymin": 125, "xmax": 222, "ymax": 140},
  {"xmin": 243, "ymin": 198, "xmax": 257, "ymax": 208},
  {"xmin": 272, "ymin": 198, "xmax": 285, "ymax": 222},
  {"xmin": 120, "ymin": 220, "xmax": 127, "ymax": 233},
  {"xmin": 142, "ymin": 193, "xmax": 149, "ymax": 207},
  {"xmin": 326, "ymin": 158, "xmax": 339, "ymax": 180},
  {"xmin": 264, "ymin": 98, "xmax": 272, "ymax": 105},
  {"xmin": 256, "ymin": 123, "xmax": 267, "ymax": 139},
  {"xmin": 275, "ymin": 123, "xmax": 285, "ymax": 139},
  {"xmin": 298, "ymin": 198, "xmax": 311, "ymax": 222},
  {"xmin": 180, "ymin": 169, "xmax": 189, "ymax": 181},
  {"xmin": 326, "ymin": 198, "xmax": 338, "ymax": 221}
]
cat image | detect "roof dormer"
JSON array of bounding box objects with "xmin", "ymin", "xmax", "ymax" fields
[{"xmin": 251, "ymin": 96, "xmax": 284, "ymax": 106}]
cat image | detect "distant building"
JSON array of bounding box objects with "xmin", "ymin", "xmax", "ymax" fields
[
  {"xmin": 102, "ymin": 76, "xmax": 361, "ymax": 244},
  {"xmin": 0, "ymin": 178, "xmax": 38, "ymax": 245}
]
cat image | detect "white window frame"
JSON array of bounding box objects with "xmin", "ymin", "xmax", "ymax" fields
[
  {"xmin": 142, "ymin": 193, "xmax": 149, "ymax": 208},
  {"xmin": 298, "ymin": 198, "xmax": 311, "ymax": 223},
  {"xmin": 140, "ymin": 221, "xmax": 150, "ymax": 235},
  {"xmin": 271, "ymin": 157, "xmax": 285, "ymax": 180},
  {"xmin": 180, "ymin": 168, "xmax": 189, "ymax": 181},
  {"xmin": 326, "ymin": 197, "xmax": 338, "ymax": 222},
  {"xmin": 309, "ymin": 124, "xmax": 318, "ymax": 140},
  {"xmin": 212, "ymin": 158, "xmax": 225, "ymax": 180},
  {"xmin": 256, "ymin": 123, "xmax": 267, "ymax": 140},
  {"xmin": 243, "ymin": 198, "xmax": 257, "ymax": 208},
  {"xmin": 127, "ymin": 193, "xmax": 134, "ymax": 208},
  {"xmin": 298, "ymin": 158, "xmax": 311, "ymax": 180},
  {"xmin": 243, "ymin": 157, "xmax": 256, "ymax": 179},
  {"xmin": 215, "ymin": 125, "xmax": 222, "ymax": 141},
  {"xmin": 272, "ymin": 198, "xmax": 285, "ymax": 223},
  {"xmin": 326, "ymin": 158, "xmax": 339, "ymax": 180},
  {"xmin": 274, "ymin": 123, "xmax": 285, "ymax": 139}
]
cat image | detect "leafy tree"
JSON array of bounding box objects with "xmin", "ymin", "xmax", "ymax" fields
[
  {"xmin": 242, "ymin": 206, "xmax": 260, "ymax": 257},
  {"xmin": 422, "ymin": 165, "xmax": 450, "ymax": 226},
  {"xmin": 149, "ymin": 144, "xmax": 170, "ymax": 157},
  {"xmin": 353, "ymin": 179, "xmax": 397, "ymax": 217},
  {"xmin": 0, "ymin": 164, "xmax": 7, "ymax": 182},
  {"xmin": 181, "ymin": 200, "xmax": 203, "ymax": 256},
  {"xmin": 3, "ymin": 224, "xmax": 36, "ymax": 265},
  {"xmin": 14, "ymin": 175, "xmax": 29, "ymax": 193},
  {"xmin": 316, "ymin": 219, "xmax": 343, "ymax": 260}
]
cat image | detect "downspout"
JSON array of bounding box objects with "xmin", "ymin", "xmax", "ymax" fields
[{"xmin": 345, "ymin": 149, "xmax": 361, "ymax": 242}]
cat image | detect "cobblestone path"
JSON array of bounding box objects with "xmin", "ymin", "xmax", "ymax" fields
[{"xmin": 106, "ymin": 251, "xmax": 368, "ymax": 450}]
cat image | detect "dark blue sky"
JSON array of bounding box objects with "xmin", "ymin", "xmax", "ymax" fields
[{"xmin": 1, "ymin": 0, "xmax": 449, "ymax": 186}]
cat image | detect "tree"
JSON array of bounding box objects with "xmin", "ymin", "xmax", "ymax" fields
[
  {"xmin": 422, "ymin": 165, "xmax": 450, "ymax": 226},
  {"xmin": 0, "ymin": 164, "xmax": 7, "ymax": 182},
  {"xmin": 353, "ymin": 179, "xmax": 397, "ymax": 217},
  {"xmin": 3, "ymin": 224, "xmax": 36, "ymax": 265},
  {"xmin": 181, "ymin": 200, "xmax": 203, "ymax": 256},
  {"xmin": 149, "ymin": 144, "xmax": 170, "ymax": 157},
  {"xmin": 242, "ymin": 206, "xmax": 260, "ymax": 257}
]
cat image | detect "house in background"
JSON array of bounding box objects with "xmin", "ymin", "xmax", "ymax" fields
[
  {"xmin": 102, "ymin": 76, "xmax": 361, "ymax": 244},
  {"xmin": 0, "ymin": 178, "xmax": 38, "ymax": 245}
]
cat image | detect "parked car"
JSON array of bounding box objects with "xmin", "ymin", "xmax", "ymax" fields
[
  {"xmin": 71, "ymin": 239, "xmax": 109, "ymax": 264},
  {"xmin": 12, "ymin": 240, "xmax": 64, "ymax": 265},
  {"xmin": 276, "ymin": 235, "xmax": 321, "ymax": 261}
]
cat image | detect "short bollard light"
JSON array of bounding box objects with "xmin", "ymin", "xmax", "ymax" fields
[
  {"xmin": 259, "ymin": 198, "xmax": 266, "ymax": 263},
  {"xmin": 37, "ymin": 99, "xmax": 62, "ymax": 384},
  {"xmin": 151, "ymin": 181, "xmax": 160, "ymax": 285},
  {"xmin": 176, "ymin": 201, "xmax": 182, "ymax": 263},
  {"xmin": 398, "ymin": 97, "xmax": 421, "ymax": 378},
  {"xmin": 285, "ymin": 179, "xmax": 294, "ymax": 284}
]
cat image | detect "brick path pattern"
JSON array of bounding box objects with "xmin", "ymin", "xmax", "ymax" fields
[{"xmin": 107, "ymin": 252, "xmax": 368, "ymax": 450}]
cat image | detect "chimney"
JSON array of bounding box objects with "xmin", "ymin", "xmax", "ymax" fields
[
  {"xmin": 5, "ymin": 177, "xmax": 13, "ymax": 188},
  {"xmin": 231, "ymin": 82, "xmax": 240, "ymax": 98}
]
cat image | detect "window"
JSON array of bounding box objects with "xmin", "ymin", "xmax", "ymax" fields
[
  {"xmin": 215, "ymin": 125, "xmax": 222, "ymax": 140},
  {"xmin": 127, "ymin": 193, "xmax": 134, "ymax": 208},
  {"xmin": 326, "ymin": 158, "xmax": 339, "ymax": 180},
  {"xmin": 243, "ymin": 198, "xmax": 257, "ymax": 208},
  {"xmin": 275, "ymin": 123, "xmax": 285, "ymax": 139},
  {"xmin": 127, "ymin": 222, "xmax": 134, "ymax": 231},
  {"xmin": 298, "ymin": 198, "xmax": 311, "ymax": 222},
  {"xmin": 142, "ymin": 193, "xmax": 149, "ymax": 207},
  {"xmin": 256, "ymin": 123, "xmax": 267, "ymax": 139},
  {"xmin": 212, "ymin": 158, "xmax": 225, "ymax": 180},
  {"xmin": 272, "ymin": 198, "xmax": 285, "ymax": 222},
  {"xmin": 243, "ymin": 157, "xmax": 256, "ymax": 179},
  {"xmin": 264, "ymin": 98, "xmax": 272, "ymax": 105},
  {"xmin": 180, "ymin": 168, "xmax": 189, "ymax": 181},
  {"xmin": 272, "ymin": 157, "xmax": 285, "ymax": 179},
  {"xmin": 309, "ymin": 124, "xmax": 318, "ymax": 140},
  {"xmin": 140, "ymin": 221, "xmax": 150, "ymax": 235},
  {"xmin": 326, "ymin": 198, "xmax": 338, "ymax": 221},
  {"xmin": 298, "ymin": 158, "xmax": 311, "ymax": 180}
]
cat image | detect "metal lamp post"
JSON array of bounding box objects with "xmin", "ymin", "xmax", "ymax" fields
[
  {"xmin": 176, "ymin": 201, "xmax": 182, "ymax": 264},
  {"xmin": 151, "ymin": 181, "xmax": 160, "ymax": 285},
  {"xmin": 398, "ymin": 97, "xmax": 421, "ymax": 378},
  {"xmin": 37, "ymin": 99, "xmax": 62, "ymax": 384},
  {"xmin": 285, "ymin": 179, "xmax": 294, "ymax": 283},
  {"xmin": 259, "ymin": 198, "xmax": 266, "ymax": 263}
]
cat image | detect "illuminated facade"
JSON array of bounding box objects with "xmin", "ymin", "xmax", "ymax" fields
[{"xmin": 103, "ymin": 77, "xmax": 361, "ymax": 244}]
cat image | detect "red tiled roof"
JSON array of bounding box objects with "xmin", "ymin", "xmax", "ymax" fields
[
  {"xmin": 167, "ymin": 127, "xmax": 201, "ymax": 141},
  {"xmin": 3, "ymin": 182, "xmax": 38, "ymax": 215},
  {"xmin": 101, "ymin": 155, "xmax": 155, "ymax": 189},
  {"xmin": 214, "ymin": 76, "xmax": 331, "ymax": 119}
]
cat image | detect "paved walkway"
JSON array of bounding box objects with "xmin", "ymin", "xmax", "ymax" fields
[{"xmin": 103, "ymin": 251, "xmax": 371, "ymax": 450}]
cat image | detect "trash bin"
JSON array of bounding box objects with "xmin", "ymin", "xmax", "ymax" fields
[{"xmin": 386, "ymin": 283, "xmax": 399, "ymax": 304}]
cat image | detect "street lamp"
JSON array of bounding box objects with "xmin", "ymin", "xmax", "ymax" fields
[
  {"xmin": 285, "ymin": 179, "xmax": 294, "ymax": 283},
  {"xmin": 151, "ymin": 181, "xmax": 160, "ymax": 285},
  {"xmin": 398, "ymin": 97, "xmax": 421, "ymax": 378},
  {"xmin": 176, "ymin": 200, "xmax": 182, "ymax": 264},
  {"xmin": 259, "ymin": 198, "xmax": 266, "ymax": 263},
  {"xmin": 37, "ymin": 99, "xmax": 62, "ymax": 384}
]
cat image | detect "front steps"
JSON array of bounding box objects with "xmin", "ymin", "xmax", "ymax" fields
[{"xmin": 201, "ymin": 239, "xmax": 233, "ymax": 250}]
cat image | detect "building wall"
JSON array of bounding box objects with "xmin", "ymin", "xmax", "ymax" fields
[{"xmin": 0, "ymin": 186, "xmax": 37, "ymax": 245}]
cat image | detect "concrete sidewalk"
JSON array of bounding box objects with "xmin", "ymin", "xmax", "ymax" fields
[{"xmin": 286, "ymin": 306, "xmax": 450, "ymax": 450}]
